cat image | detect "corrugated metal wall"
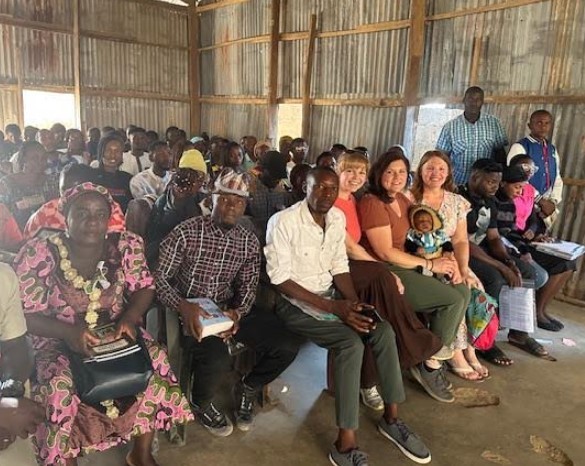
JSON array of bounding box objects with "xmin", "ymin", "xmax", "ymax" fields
[
  {"xmin": 0, "ymin": 0, "xmax": 189, "ymax": 134},
  {"xmin": 200, "ymin": 103, "xmax": 267, "ymax": 141}
]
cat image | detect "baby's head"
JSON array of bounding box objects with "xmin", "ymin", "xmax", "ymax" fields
[{"xmin": 413, "ymin": 211, "xmax": 434, "ymax": 233}]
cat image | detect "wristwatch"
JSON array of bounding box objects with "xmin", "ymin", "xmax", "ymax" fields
[{"xmin": 0, "ymin": 378, "xmax": 26, "ymax": 398}]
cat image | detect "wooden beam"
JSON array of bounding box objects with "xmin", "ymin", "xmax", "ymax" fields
[
  {"xmin": 82, "ymin": 88, "xmax": 190, "ymax": 102},
  {"xmin": 564, "ymin": 178, "xmax": 585, "ymax": 187},
  {"xmin": 197, "ymin": 0, "xmax": 250, "ymax": 13},
  {"xmin": 199, "ymin": 34, "xmax": 269, "ymax": 52},
  {"xmin": 404, "ymin": 0, "xmax": 425, "ymax": 105},
  {"xmin": 72, "ymin": 0, "xmax": 82, "ymax": 128},
  {"xmin": 82, "ymin": 30, "xmax": 188, "ymax": 51},
  {"xmin": 301, "ymin": 14, "xmax": 317, "ymax": 141},
  {"xmin": 267, "ymin": 0, "xmax": 281, "ymax": 145},
  {"xmin": 200, "ymin": 95, "xmax": 267, "ymax": 105},
  {"xmin": 188, "ymin": 3, "xmax": 201, "ymax": 135},
  {"xmin": 318, "ymin": 19, "xmax": 410, "ymax": 39},
  {"xmin": 280, "ymin": 31, "xmax": 308, "ymax": 42},
  {"xmin": 312, "ymin": 97, "xmax": 404, "ymax": 107},
  {"xmin": 426, "ymin": 0, "xmax": 548, "ymax": 21},
  {"xmin": 469, "ymin": 15, "xmax": 485, "ymax": 85},
  {"xmin": 0, "ymin": 15, "xmax": 72, "ymax": 34},
  {"xmin": 14, "ymin": 34, "xmax": 24, "ymax": 129},
  {"xmin": 121, "ymin": 0, "xmax": 187, "ymax": 12}
]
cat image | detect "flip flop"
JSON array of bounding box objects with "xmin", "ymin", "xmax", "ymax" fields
[
  {"xmin": 468, "ymin": 362, "xmax": 490, "ymax": 379},
  {"xmin": 477, "ymin": 345, "xmax": 514, "ymax": 367},
  {"xmin": 537, "ymin": 319, "xmax": 562, "ymax": 332},
  {"xmin": 447, "ymin": 363, "xmax": 484, "ymax": 382},
  {"xmin": 508, "ymin": 337, "xmax": 557, "ymax": 361}
]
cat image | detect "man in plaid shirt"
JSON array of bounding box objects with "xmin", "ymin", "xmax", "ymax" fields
[
  {"xmin": 436, "ymin": 86, "xmax": 508, "ymax": 184},
  {"xmin": 155, "ymin": 169, "xmax": 300, "ymax": 436}
]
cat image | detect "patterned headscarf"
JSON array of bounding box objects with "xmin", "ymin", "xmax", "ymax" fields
[{"xmin": 58, "ymin": 182, "xmax": 115, "ymax": 216}]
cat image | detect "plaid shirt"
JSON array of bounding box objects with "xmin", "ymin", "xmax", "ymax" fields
[
  {"xmin": 155, "ymin": 215, "xmax": 260, "ymax": 316},
  {"xmin": 436, "ymin": 113, "xmax": 508, "ymax": 185}
]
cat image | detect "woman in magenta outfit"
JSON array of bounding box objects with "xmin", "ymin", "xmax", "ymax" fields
[{"xmin": 15, "ymin": 182, "xmax": 192, "ymax": 466}]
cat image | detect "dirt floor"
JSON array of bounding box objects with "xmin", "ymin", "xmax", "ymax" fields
[{"xmin": 4, "ymin": 299, "xmax": 584, "ymax": 466}]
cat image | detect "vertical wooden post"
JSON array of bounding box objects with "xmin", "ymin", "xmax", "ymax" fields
[
  {"xmin": 266, "ymin": 0, "xmax": 280, "ymax": 145},
  {"xmin": 546, "ymin": 0, "xmax": 571, "ymax": 93},
  {"xmin": 15, "ymin": 35, "xmax": 25, "ymax": 129},
  {"xmin": 404, "ymin": 0, "xmax": 425, "ymax": 105},
  {"xmin": 301, "ymin": 14, "xmax": 317, "ymax": 142},
  {"xmin": 72, "ymin": 0, "xmax": 82, "ymax": 128},
  {"xmin": 188, "ymin": 2, "xmax": 201, "ymax": 135},
  {"xmin": 469, "ymin": 15, "xmax": 484, "ymax": 86}
]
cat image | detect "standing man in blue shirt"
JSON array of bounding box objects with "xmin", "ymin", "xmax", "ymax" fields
[{"xmin": 436, "ymin": 86, "xmax": 508, "ymax": 184}]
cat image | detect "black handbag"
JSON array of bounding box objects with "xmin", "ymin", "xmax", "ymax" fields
[{"xmin": 67, "ymin": 330, "xmax": 154, "ymax": 406}]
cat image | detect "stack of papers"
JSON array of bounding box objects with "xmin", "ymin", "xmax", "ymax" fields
[
  {"xmin": 85, "ymin": 323, "xmax": 141, "ymax": 363},
  {"xmin": 533, "ymin": 240, "xmax": 585, "ymax": 260}
]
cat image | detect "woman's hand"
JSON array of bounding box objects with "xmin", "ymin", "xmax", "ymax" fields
[
  {"xmin": 430, "ymin": 257, "xmax": 456, "ymax": 276},
  {"xmin": 115, "ymin": 314, "xmax": 139, "ymax": 341},
  {"xmin": 391, "ymin": 272, "xmax": 405, "ymax": 294},
  {"xmin": 460, "ymin": 267, "xmax": 479, "ymax": 289},
  {"xmin": 64, "ymin": 325, "xmax": 101, "ymax": 356},
  {"xmin": 450, "ymin": 262, "xmax": 463, "ymax": 285}
]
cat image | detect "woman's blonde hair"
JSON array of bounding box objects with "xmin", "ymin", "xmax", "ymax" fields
[
  {"xmin": 336, "ymin": 150, "xmax": 370, "ymax": 175},
  {"xmin": 411, "ymin": 150, "xmax": 455, "ymax": 202}
]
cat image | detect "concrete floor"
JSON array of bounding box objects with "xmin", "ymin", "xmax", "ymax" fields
[{"xmin": 4, "ymin": 299, "xmax": 584, "ymax": 466}]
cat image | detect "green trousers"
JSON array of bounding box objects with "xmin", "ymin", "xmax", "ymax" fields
[{"xmin": 388, "ymin": 265, "xmax": 470, "ymax": 346}]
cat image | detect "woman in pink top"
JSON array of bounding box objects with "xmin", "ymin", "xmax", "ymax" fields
[{"xmin": 333, "ymin": 151, "xmax": 444, "ymax": 407}]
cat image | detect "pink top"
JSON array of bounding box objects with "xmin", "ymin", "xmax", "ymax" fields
[
  {"xmin": 334, "ymin": 195, "xmax": 361, "ymax": 243},
  {"xmin": 514, "ymin": 183, "xmax": 536, "ymax": 231}
]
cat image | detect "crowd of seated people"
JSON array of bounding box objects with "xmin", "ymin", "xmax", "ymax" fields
[{"xmin": 0, "ymin": 89, "xmax": 576, "ymax": 466}]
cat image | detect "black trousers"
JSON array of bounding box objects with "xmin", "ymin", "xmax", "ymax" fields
[{"xmin": 184, "ymin": 309, "xmax": 301, "ymax": 408}]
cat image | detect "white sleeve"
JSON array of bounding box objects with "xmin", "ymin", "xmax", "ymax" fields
[
  {"xmin": 0, "ymin": 265, "xmax": 27, "ymax": 342},
  {"xmin": 549, "ymin": 150, "xmax": 564, "ymax": 205},
  {"xmin": 264, "ymin": 213, "xmax": 293, "ymax": 286},
  {"xmin": 129, "ymin": 174, "xmax": 147, "ymax": 199},
  {"xmin": 506, "ymin": 143, "xmax": 527, "ymax": 165}
]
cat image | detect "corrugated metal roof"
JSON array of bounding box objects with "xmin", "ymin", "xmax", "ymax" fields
[
  {"xmin": 81, "ymin": 0, "xmax": 188, "ymax": 48},
  {"xmin": 0, "ymin": 0, "xmax": 72, "ymax": 27},
  {"xmin": 81, "ymin": 95, "xmax": 189, "ymax": 135},
  {"xmin": 81, "ymin": 37, "xmax": 189, "ymax": 96},
  {"xmin": 200, "ymin": 43, "xmax": 268, "ymax": 96},
  {"xmin": 282, "ymin": 0, "xmax": 410, "ymax": 33},
  {"xmin": 199, "ymin": 0, "xmax": 270, "ymax": 48},
  {"xmin": 309, "ymin": 105, "xmax": 406, "ymax": 161},
  {"xmin": 200, "ymin": 103, "xmax": 268, "ymax": 140}
]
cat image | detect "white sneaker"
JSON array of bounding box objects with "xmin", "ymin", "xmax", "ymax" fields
[{"xmin": 360, "ymin": 386, "xmax": 384, "ymax": 411}]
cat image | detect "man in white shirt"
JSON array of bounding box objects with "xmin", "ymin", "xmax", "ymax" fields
[
  {"xmin": 130, "ymin": 141, "xmax": 173, "ymax": 199},
  {"xmin": 265, "ymin": 167, "xmax": 431, "ymax": 466},
  {"xmin": 121, "ymin": 127, "xmax": 151, "ymax": 175},
  {"xmin": 0, "ymin": 264, "xmax": 44, "ymax": 463}
]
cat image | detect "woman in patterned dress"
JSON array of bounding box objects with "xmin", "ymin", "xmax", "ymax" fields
[{"xmin": 14, "ymin": 182, "xmax": 193, "ymax": 466}]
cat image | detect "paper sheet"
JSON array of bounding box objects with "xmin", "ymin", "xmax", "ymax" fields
[{"xmin": 498, "ymin": 285, "xmax": 535, "ymax": 333}]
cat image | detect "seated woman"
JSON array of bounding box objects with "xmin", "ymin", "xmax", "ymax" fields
[
  {"xmin": 334, "ymin": 151, "xmax": 445, "ymax": 406},
  {"xmin": 92, "ymin": 134, "xmax": 133, "ymax": 213},
  {"xmin": 410, "ymin": 151, "xmax": 488, "ymax": 380},
  {"xmin": 0, "ymin": 141, "xmax": 59, "ymax": 230},
  {"xmin": 14, "ymin": 182, "xmax": 193, "ymax": 466},
  {"xmin": 0, "ymin": 202, "xmax": 23, "ymax": 252},
  {"xmin": 358, "ymin": 149, "xmax": 470, "ymax": 402},
  {"xmin": 499, "ymin": 157, "xmax": 576, "ymax": 331}
]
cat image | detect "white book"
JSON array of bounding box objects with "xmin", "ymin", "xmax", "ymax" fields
[
  {"xmin": 186, "ymin": 298, "xmax": 234, "ymax": 338},
  {"xmin": 533, "ymin": 240, "xmax": 585, "ymax": 261}
]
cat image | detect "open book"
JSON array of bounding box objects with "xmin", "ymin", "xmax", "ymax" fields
[
  {"xmin": 186, "ymin": 298, "xmax": 234, "ymax": 338},
  {"xmin": 533, "ymin": 240, "xmax": 585, "ymax": 261},
  {"xmin": 85, "ymin": 323, "xmax": 141, "ymax": 363}
]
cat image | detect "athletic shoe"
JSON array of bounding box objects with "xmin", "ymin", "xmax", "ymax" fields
[
  {"xmin": 193, "ymin": 402, "xmax": 233, "ymax": 437},
  {"xmin": 329, "ymin": 445, "xmax": 369, "ymax": 466},
  {"xmin": 234, "ymin": 381, "xmax": 257, "ymax": 431},
  {"xmin": 378, "ymin": 418, "xmax": 431, "ymax": 464},
  {"xmin": 360, "ymin": 386, "xmax": 384, "ymax": 411},
  {"xmin": 410, "ymin": 363, "xmax": 454, "ymax": 403}
]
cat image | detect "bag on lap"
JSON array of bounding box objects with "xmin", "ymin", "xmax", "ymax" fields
[{"xmin": 466, "ymin": 288, "xmax": 499, "ymax": 351}]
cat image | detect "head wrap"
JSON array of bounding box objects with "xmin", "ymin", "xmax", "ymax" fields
[
  {"xmin": 408, "ymin": 204, "xmax": 443, "ymax": 232},
  {"xmin": 213, "ymin": 168, "xmax": 250, "ymax": 198},
  {"xmin": 59, "ymin": 182, "xmax": 115, "ymax": 216},
  {"xmin": 179, "ymin": 149, "xmax": 207, "ymax": 174},
  {"xmin": 190, "ymin": 136, "xmax": 204, "ymax": 144}
]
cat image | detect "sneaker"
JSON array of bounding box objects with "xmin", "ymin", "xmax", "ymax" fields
[
  {"xmin": 360, "ymin": 386, "xmax": 384, "ymax": 411},
  {"xmin": 410, "ymin": 363, "xmax": 454, "ymax": 403},
  {"xmin": 378, "ymin": 418, "xmax": 431, "ymax": 464},
  {"xmin": 193, "ymin": 402, "xmax": 233, "ymax": 437},
  {"xmin": 234, "ymin": 381, "xmax": 258, "ymax": 431},
  {"xmin": 438, "ymin": 365, "xmax": 453, "ymax": 391},
  {"xmin": 431, "ymin": 345, "xmax": 454, "ymax": 361},
  {"xmin": 329, "ymin": 445, "xmax": 369, "ymax": 466}
]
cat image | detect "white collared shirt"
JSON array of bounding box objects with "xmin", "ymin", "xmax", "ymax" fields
[
  {"xmin": 130, "ymin": 167, "xmax": 172, "ymax": 199},
  {"xmin": 265, "ymin": 200, "xmax": 349, "ymax": 319},
  {"xmin": 120, "ymin": 151, "xmax": 152, "ymax": 176}
]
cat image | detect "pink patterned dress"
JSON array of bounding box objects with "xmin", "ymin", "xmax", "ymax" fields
[{"xmin": 15, "ymin": 231, "xmax": 193, "ymax": 466}]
